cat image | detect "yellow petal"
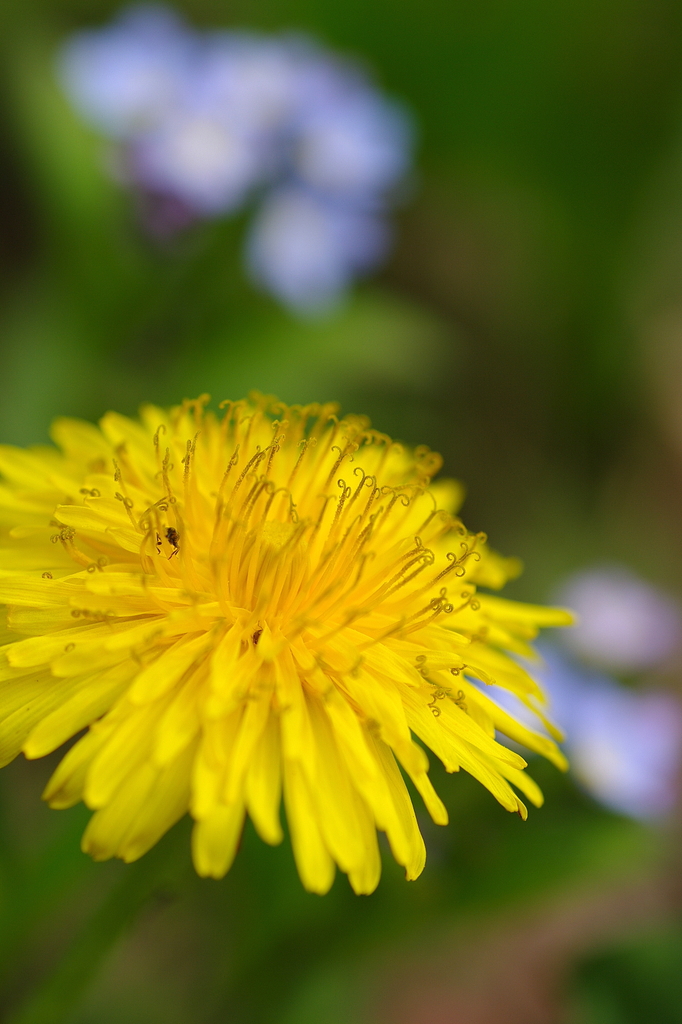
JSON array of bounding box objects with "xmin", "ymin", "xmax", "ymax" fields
[
  {"xmin": 192, "ymin": 802, "xmax": 246, "ymax": 878},
  {"xmin": 282, "ymin": 758, "xmax": 335, "ymax": 895}
]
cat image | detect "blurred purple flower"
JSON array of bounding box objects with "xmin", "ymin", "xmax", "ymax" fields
[
  {"xmin": 557, "ymin": 565, "xmax": 682, "ymax": 673},
  {"xmin": 58, "ymin": 5, "xmax": 413, "ymax": 312},
  {"xmin": 197, "ymin": 34, "xmax": 307, "ymax": 134},
  {"xmin": 481, "ymin": 644, "xmax": 682, "ymax": 820},
  {"xmin": 246, "ymin": 188, "xmax": 390, "ymax": 312},
  {"xmin": 293, "ymin": 93, "xmax": 412, "ymax": 199},
  {"xmin": 58, "ymin": 5, "xmax": 197, "ymax": 136},
  {"xmin": 130, "ymin": 113, "xmax": 261, "ymax": 214}
]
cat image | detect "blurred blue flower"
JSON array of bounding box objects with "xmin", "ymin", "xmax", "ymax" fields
[
  {"xmin": 482, "ymin": 644, "xmax": 682, "ymax": 820},
  {"xmin": 293, "ymin": 90, "xmax": 412, "ymax": 199},
  {"xmin": 59, "ymin": 5, "xmax": 197, "ymax": 136},
  {"xmin": 246, "ymin": 188, "xmax": 389, "ymax": 313},
  {"xmin": 130, "ymin": 110, "xmax": 262, "ymax": 215},
  {"xmin": 556, "ymin": 565, "xmax": 682, "ymax": 673},
  {"xmin": 58, "ymin": 5, "xmax": 413, "ymax": 312}
]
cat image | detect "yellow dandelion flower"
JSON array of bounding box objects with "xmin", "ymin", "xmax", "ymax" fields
[{"xmin": 0, "ymin": 395, "xmax": 570, "ymax": 894}]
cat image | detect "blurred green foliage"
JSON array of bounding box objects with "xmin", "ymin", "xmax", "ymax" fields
[
  {"xmin": 1, "ymin": 0, "xmax": 682, "ymax": 1021},
  {"xmin": 0, "ymin": 755, "xmax": 660, "ymax": 1023},
  {"xmin": 570, "ymin": 924, "xmax": 682, "ymax": 1024}
]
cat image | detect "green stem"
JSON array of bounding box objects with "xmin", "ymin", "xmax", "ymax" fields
[{"xmin": 6, "ymin": 824, "xmax": 190, "ymax": 1024}]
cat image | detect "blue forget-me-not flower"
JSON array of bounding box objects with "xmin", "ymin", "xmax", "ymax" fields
[
  {"xmin": 480, "ymin": 565, "xmax": 682, "ymax": 820},
  {"xmin": 482, "ymin": 643, "xmax": 682, "ymax": 821},
  {"xmin": 477, "ymin": 565, "xmax": 679, "ymax": 819},
  {"xmin": 59, "ymin": 4, "xmax": 413, "ymax": 313},
  {"xmin": 556, "ymin": 564, "xmax": 682, "ymax": 674}
]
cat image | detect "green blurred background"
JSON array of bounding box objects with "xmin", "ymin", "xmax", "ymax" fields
[{"xmin": 2, "ymin": 1, "xmax": 682, "ymax": 1021}]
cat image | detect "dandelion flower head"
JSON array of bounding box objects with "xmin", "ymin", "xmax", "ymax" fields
[{"xmin": 0, "ymin": 396, "xmax": 570, "ymax": 893}]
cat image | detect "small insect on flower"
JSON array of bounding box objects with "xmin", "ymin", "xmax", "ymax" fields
[
  {"xmin": 0, "ymin": 395, "xmax": 571, "ymax": 893},
  {"xmin": 156, "ymin": 527, "xmax": 179, "ymax": 557},
  {"xmin": 165, "ymin": 526, "xmax": 179, "ymax": 556}
]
